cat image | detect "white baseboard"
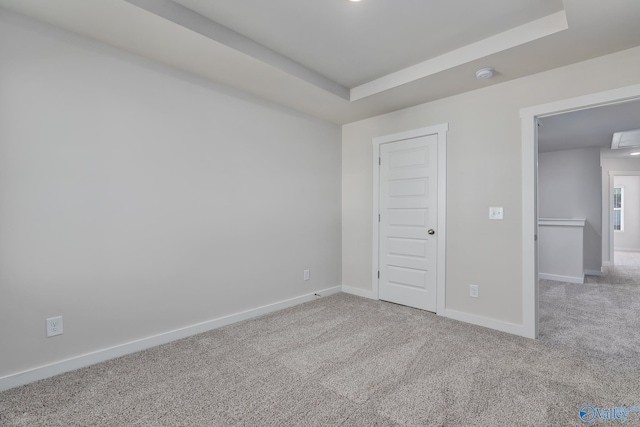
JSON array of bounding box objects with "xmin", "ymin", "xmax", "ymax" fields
[
  {"xmin": 584, "ymin": 269, "xmax": 604, "ymax": 277},
  {"xmin": 538, "ymin": 273, "xmax": 584, "ymax": 284},
  {"xmin": 442, "ymin": 309, "xmax": 532, "ymax": 339},
  {"xmin": 614, "ymin": 248, "xmax": 640, "ymax": 253},
  {"xmin": 0, "ymin": 286, "xmax": 342, "ymax": 392},
  {"xmin": 343, "ymin": 285, "xmax": 533, "ymax": 338},
  {"xmin": 341, "ymin": 285, "xmax": 376, "ymax": 300},
  {"xmin": 603, "ymin": 260, "xmax": 613, "ymax": 267}
]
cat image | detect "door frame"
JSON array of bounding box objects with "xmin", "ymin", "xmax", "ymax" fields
[
  {"xmin": 609, "ymin": 171, "xmax": 640, "ymax": 264},
  {"xmin": 520, "ymin": 83, "xmax": 640, "ymax": 339},
  {"xmin": 371, "ymin": 123, "xmax": 448, "ymax": 314}
]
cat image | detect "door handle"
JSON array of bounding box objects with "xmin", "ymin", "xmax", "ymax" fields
[{"xmin": 428, "ymin": 229, "xmax": 435, "ymax": 235}]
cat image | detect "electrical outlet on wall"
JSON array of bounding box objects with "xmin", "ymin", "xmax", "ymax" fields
[
  {"xmin": 489, "ymin": 207, "xmax": 504, "ymax": 220},
  {"xmin": 303, "ymin": 269, "xmax": 310, "ymax": 281},
  {"xmin": 46, "ymin": 316, "xmax": 63, "ymax": 337}
]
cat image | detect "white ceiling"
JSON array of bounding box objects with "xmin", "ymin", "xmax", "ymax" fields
[
  {"xmin": 2, "ymin": 0, "xmax": 640, "ymax": 124},
  {"xmin": 172, "ymin": 0, "xmax": 565, "ymax": 88},
  {"xmin": 538, "ymin": 99, "xmax": 640, "ymax": 158}
]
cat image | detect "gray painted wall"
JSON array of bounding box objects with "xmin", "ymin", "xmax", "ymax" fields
[
  {"xmin": 614, "ymin": 175, "xmax": 640, "ymax": 251},
  {"xmin": 538, "ymin": 147, "xmax": 602, "ymax": 273},
  {"xmin": 0, "ymin": 10, "xmax": 341, "ymax": 378},
  {"xmin": 343, "ymin": 46, "xmax": 640, "ymax": 325}
]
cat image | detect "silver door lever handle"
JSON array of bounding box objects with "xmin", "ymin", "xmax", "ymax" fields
[{"xmin": 428, "ymin": 229, "xmax": 435, "ymax": 235}]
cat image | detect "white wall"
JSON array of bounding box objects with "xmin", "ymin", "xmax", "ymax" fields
[
  {"xmin": 601, "ymin": 157, "xmax": 640, "ymax": 263},
  {"xmin": 538, "ymin": 147, "xmax": 602, "ymax": 273},
  {"xmin": 343, "ymin": 45, "xmax": 640, "ymax": 327},
  {"xmin": 0, "ymin": 10, "xmax": 341, "ymax": 378},
  {"xmin": 613, "ymin": 175, "xmax": 640, "ymax": 251}
]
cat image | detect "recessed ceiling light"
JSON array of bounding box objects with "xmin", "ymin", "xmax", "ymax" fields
[
  {"xmin": 630, "ymin": 152, "xmax": 640, "ymax": 156},
  {"xmin": 475, "ymin": 67, "xmax": 495, "ymax": 80},
  {"xmin": 349, "ymin": 0, "xmax": 362, "ymax": 2}
]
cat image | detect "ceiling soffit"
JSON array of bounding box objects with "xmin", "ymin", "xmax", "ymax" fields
[{"xmin": 126, "ymin": 0, "xmax": 568, "ymax": 102}]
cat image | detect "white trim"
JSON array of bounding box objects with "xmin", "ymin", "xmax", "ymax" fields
[
  {"xmin": 521, "ymin": 108, "xmax": 538, "ymax": 339},
  {"xmin": 609, "ymin": 173, "xmax": 615, "ymax": 263},
  {"xmin": 603, "ymin": 260, "xmax": 614, "ymax": 267},
  {"xmin": 0, "ymin": 286, "xmax": 341, "ymax": 392},
  {"xmin": 538, "ymin": 218, "xmax": 586, "ymax": 227},
  {"xmin": 521, "ymin": 82, "xmax": 640, "ymax": 341},
  {"xmin": 442, "ymin": 309, "xmax": 529, "ymax": 338},
  {"xmin": 436, "ymin": 126, "xmax": 448, "ymax": 316},
  {"xmin": 520, "ymin": 84, "xmax": 640, "ymax": 118},
  {"xmin": 341, "ymin": 285, "xmax": 376, "ymax": 300},
  {"xmin": 609, "ymin": 171, "xmax": 640, "ymax": 176},
  {"xmin": 613, "ymin": 248, "xmax": 640, "ymax": 253},
  {"xmin": 538, "ymin": 273, "xmax": 585, "ymax": 284},
  {"xmin": 584, "ymin": 269, "xmax": 604, "ymax": 276},
  {"xmin": 372, "ymin": 123, "xmax": 448, "ymax": 315}
]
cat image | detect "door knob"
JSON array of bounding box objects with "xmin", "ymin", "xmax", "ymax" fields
[{"xmin": 428, "ymin": 229, "xmax": 435, "ymax": 235}]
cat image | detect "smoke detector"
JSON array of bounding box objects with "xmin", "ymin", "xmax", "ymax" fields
[{"xmin": 475, "ymin": 67, "xmax": 495, "ymax": 80}]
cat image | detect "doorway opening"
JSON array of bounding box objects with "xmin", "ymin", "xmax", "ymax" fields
[
  {"xmin": 609, "ymin": 173, "xmax": 640, "ymax": 265},
  {"xmin": 521, "ymin": 83, "xmax": 640, "ymax": 339}
]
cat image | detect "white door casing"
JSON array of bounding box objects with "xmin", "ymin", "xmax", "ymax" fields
[
  {"xmin": 379, "ymin": 136, "xmax": 437, "ymax": 311},
  {"xmin": 372, "ymin": 124, "xmax": 447, "ymax": 314}
]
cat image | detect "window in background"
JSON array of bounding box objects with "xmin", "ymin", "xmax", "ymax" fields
[{"xmin": 614, "ymin": 186, "xmax": 624, "ymax": 231}]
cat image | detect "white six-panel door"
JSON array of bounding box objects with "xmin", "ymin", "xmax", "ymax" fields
[{"xmin": 379, "ymin": 135, "xmax": 437, "ymax": 311}]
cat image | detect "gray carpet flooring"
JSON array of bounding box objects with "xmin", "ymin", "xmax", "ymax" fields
[
  {"xmin": 539, "ymin": 252, "xmax": 640, "ymax": 374},
  {"xmin": 2, "ymin": 257, "xmax": 640, "ymax": 426}
]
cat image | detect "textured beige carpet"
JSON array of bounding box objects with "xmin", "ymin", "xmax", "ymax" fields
[{"xmin": 2, "ymin": 280, "xmax": 640, "ymax": 426}]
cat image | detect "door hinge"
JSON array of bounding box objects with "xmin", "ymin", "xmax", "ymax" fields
[
  {"xmin": 378, "ymin": 271, "xmax": 380, "ymax": 279},
  {"xmin": 378, "ymin": 214, "xmax": 381, "ymax": 222},
  {"xmin": 379, "ymin": 157, "xmax": 381, "ymax": 165}
]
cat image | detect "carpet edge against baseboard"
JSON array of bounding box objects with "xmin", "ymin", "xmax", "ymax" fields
[
  {"xmin": 0, "ymin": 286, "xmax": 342, "ymax": 392},
  {"xmin": 539, "ymin": 272, "xmax": 585, "ymax": 284},
  {"xmin": 341, "ymin": 285, "xmax": 376, "ymax": 300},
  {"xmin": 340, "ymin": 285, "xmax": 533, "ymax": 339},
  {"xmin": 442, "ymin": 308, "xmax": 532, "ymax": 338},
  {"xmin": 584, "ymin": 269, "xmax": 604, "ymax": 277}
]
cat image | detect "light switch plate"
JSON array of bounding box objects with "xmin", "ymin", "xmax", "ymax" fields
[
  {"xmin": 489, "ymin": 207, "xmax": 504, "ymax": 220},
  {"xmin": 470, "ymin": 284, "xmax": 479, "ymax": 298}
]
